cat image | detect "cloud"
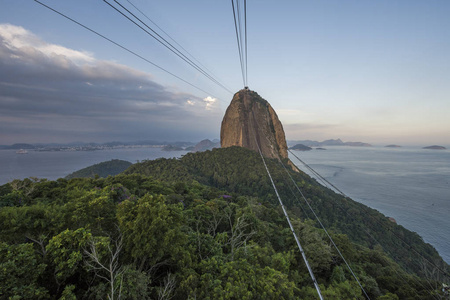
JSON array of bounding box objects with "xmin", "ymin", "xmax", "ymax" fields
[
  {"xmin": 203, "ymin": 96, "xmax": 218, "ymax": 110},
  {"xmin": 0, "ymin": 23, "xmax": 94, "ymax": 64},
  {"xmin": 183, "ymin": 96, "xmax": 219, "ymax": 112},
  {"xmin": 0, "ymin": 24, "xmax": 221, "ymax": 143}
]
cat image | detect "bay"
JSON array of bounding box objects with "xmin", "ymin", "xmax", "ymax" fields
[
  {"xmin": 0, "ymin": 147, "xmax": 189, "ymax": 184},
  {"xmin": 290, "ymin": 146, "xmax": 450, "ymax": 263}
]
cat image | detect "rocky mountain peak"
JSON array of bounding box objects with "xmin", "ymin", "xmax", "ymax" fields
[{"xmin": 220, "ymin": 89, "xmax": 288, "ymax": 159}]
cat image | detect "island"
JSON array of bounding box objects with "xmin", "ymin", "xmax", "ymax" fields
[
  {"xmin": 423, "ymin": 145, "xmax": 446, "ymax": 150},
  {"xmin": 289, "ymin": 144, "xmax": 312, "ymax": 151},
  {"xmin": 385, "ymin": 145, "xmax": 401, "ymax": 148},
  {"xmin": 162, "ymin": 144, "xmax": 184, "ymax": 151},
  {"xmin": 344, "ymin": 141, "xmax": 372, "ymax": 147}
]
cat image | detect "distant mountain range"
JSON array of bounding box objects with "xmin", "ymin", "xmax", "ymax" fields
[
  {"xmin": 287, "ymin": 138, "xmax": 372, "ymax": 147},
  {"xmin": 4, "ymin": 139, "xmax": 446, "ymax": 152},
  {"xmin": 0, "ymin": 140, "xmax": 214, "ymax": 150},
  {"xmin": 191, "ymin": 139, "xmax": 220, "ymax": 152},
  {"xmin": 163, "ymin": 139, "xmax": 221, "ymax": 152},
  {"xmin": 0, "ymin": 143, "xmax": 37, "ymax": 150}
]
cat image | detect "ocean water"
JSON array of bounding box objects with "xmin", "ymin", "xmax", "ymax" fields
[
  {"xmin": 0, "ymin": 147, "xmax": 189, "ymax": 184},
  {"xmin": 289, "ymin": 146, "xmax": 450, "ymax": 263}
]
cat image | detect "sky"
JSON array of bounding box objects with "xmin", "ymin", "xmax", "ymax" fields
[{"xmin": 1, "ymin": 0, "xmax": 449, "ymax": 146}]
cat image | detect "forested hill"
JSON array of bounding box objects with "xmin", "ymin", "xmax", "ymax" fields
[
  {"xmin": 126, "ymin": 146, "xmax": 449, "ymax": 278},
  {"xmin": 0, "ymin": 146, "xmax": 448, "ymax": 299},
  {"xmin": 65, "ymin": 159, "xmax": 132, "ymax": 179}
]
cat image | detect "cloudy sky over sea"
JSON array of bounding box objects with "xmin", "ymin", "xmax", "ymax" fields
[{"xmin": 1, "ymin": 1, "xmax": 449, "ymax": 145}]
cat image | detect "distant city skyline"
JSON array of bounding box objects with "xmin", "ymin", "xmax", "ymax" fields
[{"xmin": 1, "ymin": 1, "xmax": 449, "ymax": 146}]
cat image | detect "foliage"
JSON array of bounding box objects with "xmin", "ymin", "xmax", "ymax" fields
[
  {"xmin": 126, "ymin": 146, "xmax": 448, "ymax": 277},
  {"xmin": 0, "ymin": 242, "xmax": 48, "ymax": 299},
  {"xmin": 65, "ymin": 159, "xmax": 132, "ymax": 179},
  {"xmin": 0, "ymin": 147, "xmax": 448, "ymax": 299},
  {"xmin": 46, "ymin": 228, "xmax": 92, "ymax": 285},
  {"xmin": 117, "ymin": 194, "xmax": 189, "ymax": 271}
]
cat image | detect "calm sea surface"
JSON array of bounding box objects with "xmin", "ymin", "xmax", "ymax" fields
[
  {"xmin": 0, "ymin": 146, "xmax": 449, "ymax": 263},
  {"xmin": 0, "ymin": 147, "xmax": 188, "ymax": 184},
  {"xmin": 289, "ymin": 146, "xmax": 450, "ymax": 263}
]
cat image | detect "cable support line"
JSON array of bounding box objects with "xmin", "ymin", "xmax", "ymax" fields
[
  {"xmin": 231, "ymin": 0, "xmax": 246, "ymax": 87},
  {"xmin": 287, "ymin": 152, "xmax": 443, "ymax": 298},
  {"xmin": 289, "ymin": 148, "xmax": 435, "ymax": 292},
  {"xmin": 359, "ymin": 223, "xmax": 442, "ymax": 300},
  {"xmin": 32, "ymin": 0, "xmax": 217, "ymax": 98},
  {"xmin": 244, "ymin": 0, "xmax": 248, "ymax": 86},
  {"xmin": 231, "ymin": 0, "xmax": 245, "ymax": 86},
  {"xmin": 284, "ymin": 178, "xmax": 311, "ymax": 220},
  {"xmin": 288, "ymin": 149, "xmax": 450, "ymax": 282},
  {"xmin": 274, "ymin": 166, "xmax": 311, "ymax": 220},
  {"xmin": 249, "ymin": 114, "xmax": 323, "ymax": 300},
  {"xmin": 238, "ymin": 0, "xmax": 247, "ymax": 86},
  {"xmin": 109, "ymin": 0, "xmax": 231, "ymax": 93},
  {"xmin": 105, "ymin": 0, "xmax": 230, "ymax": 93},
  {"xmin": 238, "ymin": 0, "xmax": 246, "ymax": 86},
  {"xmin": 124, "ymin": 0, "xmax": 232, "ymax": 93},
  {"xmin": 109, "ymin": 0, "xmax": 232, "ymax": 94},
  {"xmin": 287, "ymin": 151, "xmax": 444, "ymax": 296},
  {"xmin": 256, "ymin": 144, "xmax": 324, "ymax": 299},
  {"xmin": 289, "ymin": 149, "xmax": 346, "ymax": 196},
  {"xmin": 347, "ymin": 208, "xmax": 440, "ymax": 299},
  {"xmin": 236, "ymin": 0, "xmax": 245, "ymax": 84},
  {"xmin": 277, "ymin": 159, "xmax": 370, "ymax": 300},
  {"xmin": 288, "ymin": 156, "xmax": 442, "ymax": 296},
  {"xmin": 288, "ymin": 150, "xmax": 329, "ymax": 188},
  {"xmin": 104, "ymin": 0, "xmax": 233, "ymax": 94},
  {"xmin": 284, "ymin": 155, "xmax": 442, "ymax": 298}
]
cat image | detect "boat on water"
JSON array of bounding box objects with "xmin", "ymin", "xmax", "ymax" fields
[{"xmin": 16, "ymin": 149, "xmax": 28, "ymax": 154}]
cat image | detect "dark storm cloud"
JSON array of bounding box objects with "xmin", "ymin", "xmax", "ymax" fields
[{"xmin": 0, "ymin": 24, "xmax": 221, "ymax": 143}]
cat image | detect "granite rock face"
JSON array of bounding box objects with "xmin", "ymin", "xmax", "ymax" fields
[{"xmin": 220, "ymin": 89, "xmax": 288, "ymax": 159}]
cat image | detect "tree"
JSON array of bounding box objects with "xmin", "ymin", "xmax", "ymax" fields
[
  {"xmin": 226, "ymin": 213, "xmax": 256, "ymax": 261},
  {"xmin": 0, "ymin": 242, "xmax": 48, "ymax": 299},
  {"xmin": 117, "ymin": 194, "xmax": 189, "ymax": 272},
  {"xmin": 84, "ymin": 235, "xmax": 125, "ymax": 300},
  {"xmin": 180, "ymin": 256, "xmax": 298, "ymax": 299},
  {"xmin": 63, "ymin": 187, "xmax": 116, "ymax": 233},
  {"xmin": 0, "ymin": 203, "xmax": 60, "ymax": 253},
  {"xmin": 158, "ymin": 273, "xmax": 177, "ymax": 300},
  {"xmin": 377, "ymin": 293, "xmax": 400, "ymax": 300},
  {"xmin": 46, "ymin": 228, "xmax": 92, "ymax": 290}
]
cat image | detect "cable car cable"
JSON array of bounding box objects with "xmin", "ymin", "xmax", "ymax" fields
[
  {"xmin": 32, "ymin": 0, "xmax": 218, "ymax": 98},
  {"xmin": 231, "ymin": 0, "xmax": 246, "ymax": 87},
  {"xmin": 124, "ymin": 0, "xmax": 233, "ymax": 92},
  {"xmin": 289, "ymin": 149, "xmax": 450, "ymax": 281},
  {"xmin": 277, "ymin": 157, "xmax": 370, "ymax": 299},
  {"xmin": 104, "ymin": 0, "xmax": 233, "ymax": 94},
  {"xmin": 250, "ymin": 108, "xmax": 324, "ymax": 300}
]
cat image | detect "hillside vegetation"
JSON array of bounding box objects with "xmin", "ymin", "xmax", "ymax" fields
[
  {"xmin": 126, "ymin": 147, "xmax": 447, "ymax": 274},
  {"xmin": 65, "ymin": 159, "xmax": 132, "ymax": 179},
  {"xmin": 0, "ymin": 146, "xmax": 448, "ymax": 299}
]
